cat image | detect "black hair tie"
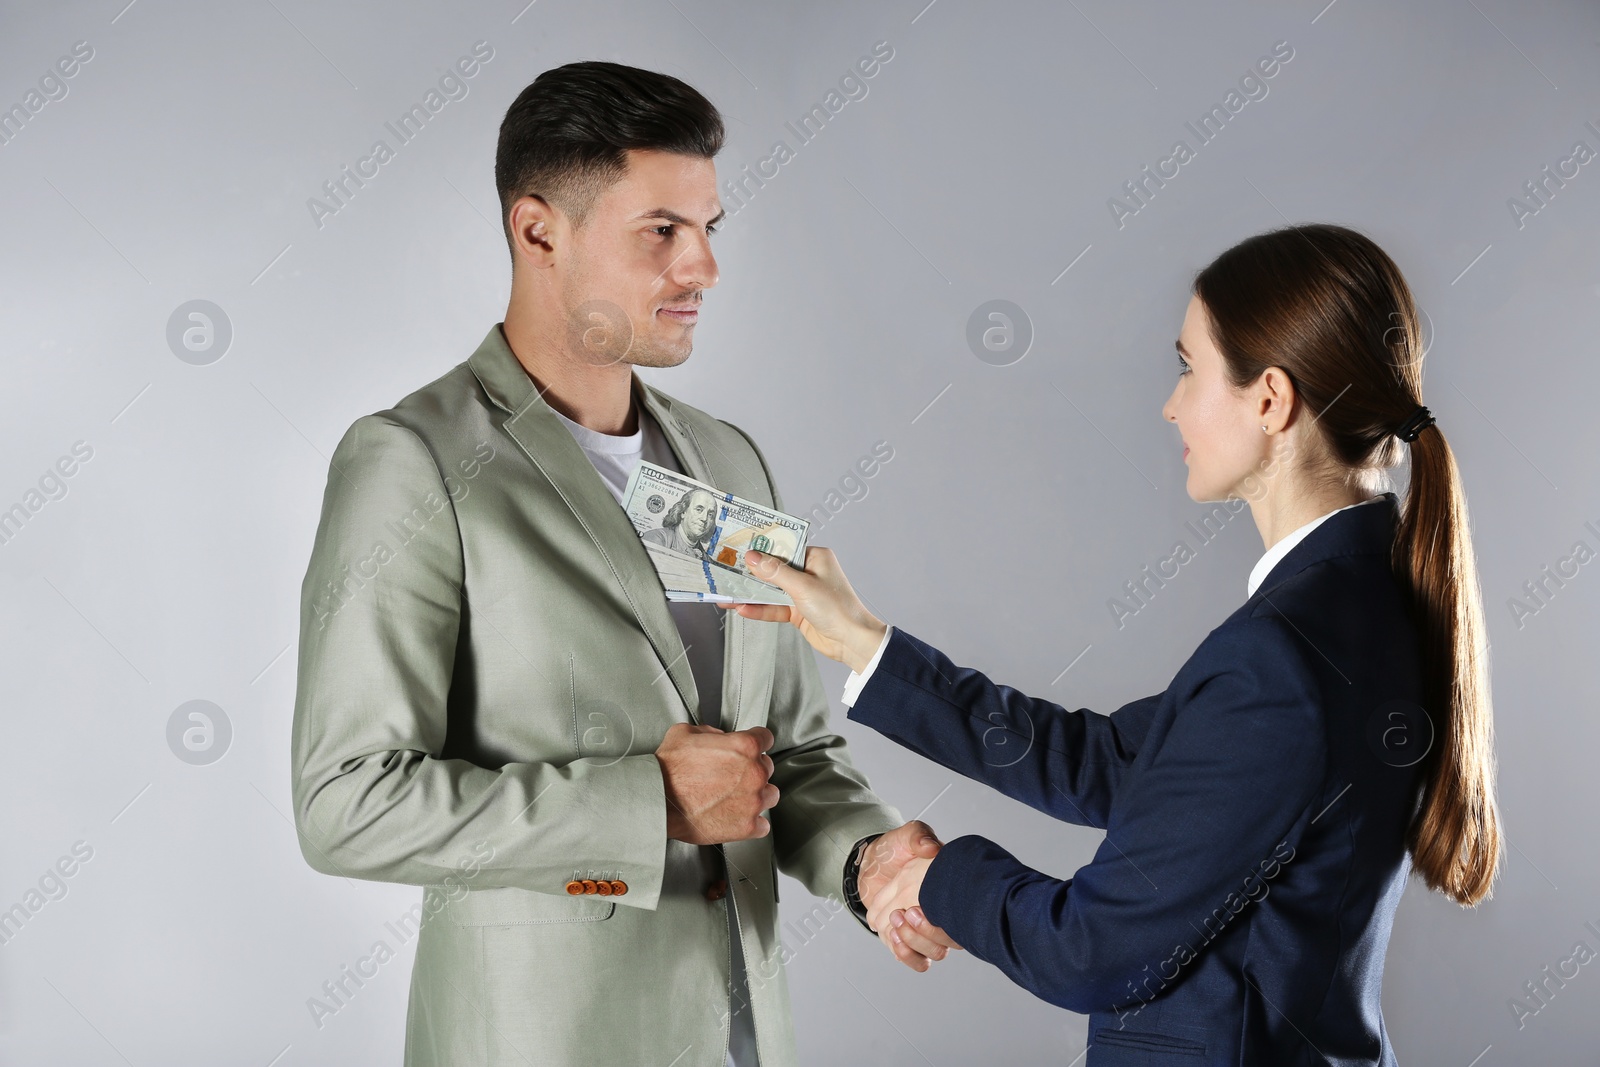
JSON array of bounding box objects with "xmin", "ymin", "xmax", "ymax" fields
[{"xmin": 1393, "ymin": 405, "xmax": 1435, "ymax": 443}]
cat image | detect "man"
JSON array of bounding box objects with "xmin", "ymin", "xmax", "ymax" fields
[
  {"xmin": 290, "ymin": 61, "xmax": 943, "ymax": 1067},
  {"xmin": 643, "ymin": 486, "xmax": 718, "ymax": 557}
]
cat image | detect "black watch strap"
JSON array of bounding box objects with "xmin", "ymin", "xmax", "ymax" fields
[{"xmin": 843, "ymin": 833, "xmax": 884, "ymax": 931}]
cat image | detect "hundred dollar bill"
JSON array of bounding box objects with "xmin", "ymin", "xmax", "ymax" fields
[
  {"xmin": 621, "ymin": 461, "xmax": 809, "ymax": 604},
  {"xmin": 644, "ymin": 542, "xmax": 794, "ymax": 605}
]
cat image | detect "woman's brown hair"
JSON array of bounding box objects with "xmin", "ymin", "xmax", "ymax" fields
[{"xmin": 1193, "ymin": 223, "xmax": 1500, "ymax": 906}]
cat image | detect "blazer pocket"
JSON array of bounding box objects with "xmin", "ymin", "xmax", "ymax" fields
[
  {"xmin": 1092, "ymin": 1027, "xmax": 1207, "ymax": 1058},
  {"xmin": 438, "ymin": 884, "xmax": 617, "ymax": 927}
]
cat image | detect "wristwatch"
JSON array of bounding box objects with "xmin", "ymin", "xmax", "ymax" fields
[{"xmin": 843, "ymin": 833, "xmax": 884, "ymax": 931}]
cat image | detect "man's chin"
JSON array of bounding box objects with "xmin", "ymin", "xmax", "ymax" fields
[{"xmin": 626, "ymin": 336, "xmax": 695, "ymax": 369}]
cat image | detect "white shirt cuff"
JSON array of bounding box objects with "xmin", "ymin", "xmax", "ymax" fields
[{"xmin": 840, "ymin": 625, "xmax": 893, "ymax": 708}]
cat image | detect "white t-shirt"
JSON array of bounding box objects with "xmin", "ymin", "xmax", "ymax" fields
[{"xmin": 548, "ymin": 400, "xmax": 758, "ymax": 1067}]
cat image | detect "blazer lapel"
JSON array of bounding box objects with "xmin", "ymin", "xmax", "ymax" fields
[
  {"xmin": 467, "ymin": 324, "xmax": 703, "ymax": 723},
  {"xmin": 1249, "ymin": 492, "xmax": 1400, "ymax": 604},
  {"xmin": 633, "ymin": 376, "xmax": 763, "ymax": 734}
]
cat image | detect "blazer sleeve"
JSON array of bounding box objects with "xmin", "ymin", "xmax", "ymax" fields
[
  {"xmin": 912, "ymin": 617, "xmax": 1327, "ymax": 1013},
  {"xmin": 846, "ymin": 627, "xmax": 1159, "ymax": 829},
  {"xmin": 289, "ymin": 415, "xmax": 672, "ymax": 910},
  {"xmin": 727, "ymin": 421, "xmax": 904, "ymax": 908}
]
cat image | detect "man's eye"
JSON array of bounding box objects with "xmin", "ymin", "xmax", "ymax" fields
[
  {"xmin": 706, "ymin": 224, "xmax": 719, "ymax": 237},
  {"xmin": 652, "ymin": 225, "xmax": 674, "ymax": 237}
]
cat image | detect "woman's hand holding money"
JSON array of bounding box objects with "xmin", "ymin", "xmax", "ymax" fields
[{"xmin": 722, "ymin": 547, "xmax": 887, "ymax": 673}]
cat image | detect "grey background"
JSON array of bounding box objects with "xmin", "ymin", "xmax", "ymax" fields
[{"xmin": 2, "ymin": 0, "xmax": 1596, "ymax": 1063}]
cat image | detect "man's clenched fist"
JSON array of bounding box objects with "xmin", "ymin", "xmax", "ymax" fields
[{"xmin": 655, "ymin": 723, "xmax": 779, "ymax": 845}]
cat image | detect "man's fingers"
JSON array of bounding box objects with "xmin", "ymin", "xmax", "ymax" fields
[
  {"xmin": 902, "ymin": 820, "xmax": 943, "ymax": 856},
  {"xmin": 743, "ymin": 726, "xmax": 775, "ymax": 753},
  {"xmin": 666, "ymin": 722, "xmax": 720, "ymax": 740}
]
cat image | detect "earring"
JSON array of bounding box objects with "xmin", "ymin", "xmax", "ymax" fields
[{"xmin": 1261, "ymin": 425, "xmax": 1269, "ymax": 433}]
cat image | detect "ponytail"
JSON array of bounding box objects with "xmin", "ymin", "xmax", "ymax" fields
[{"xmin": 1393, "ymin": 427, "xmax": 1501, "ymax": 904}]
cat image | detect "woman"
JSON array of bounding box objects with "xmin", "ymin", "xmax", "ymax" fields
[{"xmin": 726, "ymin": 224, "xmax": 1501, "ymax": 1065}]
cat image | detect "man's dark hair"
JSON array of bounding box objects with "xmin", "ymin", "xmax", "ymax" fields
[{"xmin": 494, "ymin": 61, "xmax": 725, "ymax": 252}]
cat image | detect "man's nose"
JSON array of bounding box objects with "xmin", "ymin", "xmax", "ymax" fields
[{"xmin": 669, "ymin": 232, "xmax": 719, "ymax": 292}]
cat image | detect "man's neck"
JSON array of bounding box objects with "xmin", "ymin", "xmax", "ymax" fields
[{"xmin": 503, "ymin": 306, "xmax": 638, "ymax": 436}]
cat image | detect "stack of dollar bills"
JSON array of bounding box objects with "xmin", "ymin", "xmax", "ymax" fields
[{"xmin": 621, "ymin": 461, "xmax": 810, "ymax": 605}]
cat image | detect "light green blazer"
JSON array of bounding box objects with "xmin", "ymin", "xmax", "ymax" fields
[{"xmin": 290, "ymin": 323, "xmax": 903, "ymax": 1066}]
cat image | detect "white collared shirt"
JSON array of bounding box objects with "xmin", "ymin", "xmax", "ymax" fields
[
  {"xmin": 1245, "ymin": 496, "xmax": 1385, "ymax": 598},
  {"xmin": 841, "ymin": 496, "xmax": 1386, "ymax": 709}
]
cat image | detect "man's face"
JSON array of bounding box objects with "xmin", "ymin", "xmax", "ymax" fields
[
  {"xmin": 680, "ymin": 490, "xmax": 716, "ymax": 544},
  {"xmin": 559, "ymin": 149, "xmax": 723, "ymax": 369}
]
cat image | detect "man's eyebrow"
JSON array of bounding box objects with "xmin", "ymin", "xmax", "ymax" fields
[{"xmin": 636, "ymin": 207, "xmax": 726, "ymax": 229}]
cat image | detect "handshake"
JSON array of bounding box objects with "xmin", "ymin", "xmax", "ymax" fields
[
  {"xmin": 853, "ymin": 820, "xmax": 963, "ymax": 972},
  {"xmin": 656, "ymin": 723, "xmax": 960, "ymax": 973}
]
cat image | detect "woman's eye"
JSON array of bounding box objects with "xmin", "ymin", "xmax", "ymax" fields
[{"xmin": 1177, "ymin": 354, "xmax": 1190, "ymax": 375}]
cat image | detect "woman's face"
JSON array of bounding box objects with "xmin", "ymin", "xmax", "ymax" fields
[{"xmin": 1162, "ymin": 295, "xmax": 1271, "ymax": 503}]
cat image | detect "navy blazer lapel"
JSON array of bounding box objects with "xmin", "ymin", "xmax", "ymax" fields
[
  {"xmin": 466, "ymin": 324, "xmax": 704, "ymax": 723},
  {"xmin": 1249, "ymin": 492, "xmax": 1400, "ymax": 605}
]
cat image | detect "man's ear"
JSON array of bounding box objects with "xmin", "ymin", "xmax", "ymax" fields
[{"xmin": 508, "ymin": 195, "xmax": 559, "ymax": 269}]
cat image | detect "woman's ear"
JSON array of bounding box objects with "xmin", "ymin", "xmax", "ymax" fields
[{"xmin": 1255, "ymin": 366, "xmax": 1298, "ymax": 433}]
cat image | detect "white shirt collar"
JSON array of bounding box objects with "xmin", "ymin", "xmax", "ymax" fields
[{"xmin": 1247, "ymin": 496, "xmax": 1385, "ymax": 597}]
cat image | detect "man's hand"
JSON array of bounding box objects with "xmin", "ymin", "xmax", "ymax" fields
[
  {"xmin": 858, "ymin": 821, "xmax": 963, "ymax": 971},
  {"xmin": 718, "ymin": 547, "xmax": 887, "ymax": 674},
  {"xmin": 655, "ymin": 723, "xmax": 779, "ymax": 845},
  {"xmin": 858, "ymin": 821, "xmax": 941, "ymax": 908}
]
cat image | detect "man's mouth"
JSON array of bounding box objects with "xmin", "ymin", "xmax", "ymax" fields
[{"xmin": 658, "ymin": 302, "xmax": 699, "ymax": 325}]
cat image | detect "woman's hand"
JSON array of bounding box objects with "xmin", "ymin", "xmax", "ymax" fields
[
  {"xmin": 721, "ymin": 546, "xmax": 888, "ymax": 673},
  {"xmin": 863, "ymin": 856, "xmax": 964, "ymax": 969}
]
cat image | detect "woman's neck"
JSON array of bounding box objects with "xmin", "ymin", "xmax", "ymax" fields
[{"xmin": 1248, "ymin": 481, "xmax": 1377, "ymax": 553}]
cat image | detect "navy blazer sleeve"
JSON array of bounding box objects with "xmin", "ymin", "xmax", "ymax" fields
[
  {"xmin": 846, "ymin": 620, "xmax": 1326, "ymax": 1014},
  {"xmin": 848, "ymin": 629, "xmax": 1161, "ymax": 829}
]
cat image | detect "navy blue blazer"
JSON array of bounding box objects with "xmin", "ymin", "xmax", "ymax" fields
[{"xmin": 848, "ymin": 492, "xmax": 1427, "ymax": 1065}]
